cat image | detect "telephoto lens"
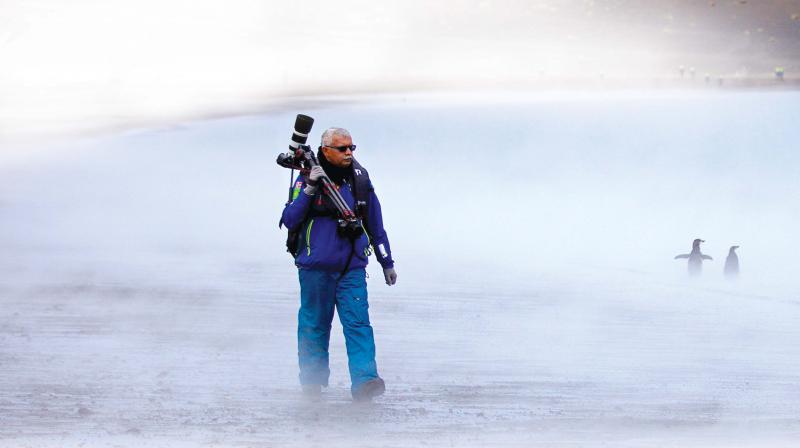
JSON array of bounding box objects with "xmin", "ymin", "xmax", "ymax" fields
[{"xmin": 290, "ymin": 114, "xmax": 314, "ymax": 150}]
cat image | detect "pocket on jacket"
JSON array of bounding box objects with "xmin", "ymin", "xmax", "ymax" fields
[{"xmin": 355, "ymin": 233, "xmax": 370, "ymax": 262}]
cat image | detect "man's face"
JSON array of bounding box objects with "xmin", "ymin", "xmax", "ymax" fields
[{"xmin": 321, "ymin": 134, "xmax": 354, "ymax": 168}]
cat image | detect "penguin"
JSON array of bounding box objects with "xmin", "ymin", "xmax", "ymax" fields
[
  {"xmin": 724, "ymin": 245, "xmax": 740, "ymax": 279},
  {"xmin": 675, "ymin": 238, "xmax": 713, "ymax": 276}
]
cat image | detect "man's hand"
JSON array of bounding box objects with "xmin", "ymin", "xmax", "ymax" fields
[
  {"xmin": 306, "ymin": 166, "xmax": 324, "ymax": 186},
  {"xmin": 383, "ymin": 267, "xmax": 397, "ymax": 286},
  {"xmin": 304, "ymin": 166, "xmax": 325, "ymax": 195}
]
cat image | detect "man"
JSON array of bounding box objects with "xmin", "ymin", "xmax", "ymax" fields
[{"xmin": 280, "ymin": 127, "xmax": 397, "ymax": 402}]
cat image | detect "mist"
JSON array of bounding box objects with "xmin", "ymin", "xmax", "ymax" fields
[{"xmin": 2, "ymin": 90, "xmax": 799, "ymax": 446}]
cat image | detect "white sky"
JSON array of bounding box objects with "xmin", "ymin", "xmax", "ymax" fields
[{"xmin": 0, "ymin": 0, "xmax": 795, "ymax": 142}]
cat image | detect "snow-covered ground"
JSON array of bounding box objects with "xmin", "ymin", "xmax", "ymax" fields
[{"xmin": 1, "ymin": 91, "xmax": 799, "ymax": 447}]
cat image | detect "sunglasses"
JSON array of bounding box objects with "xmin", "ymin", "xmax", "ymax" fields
[{"xmin": 322, "ymin": 144, "xmax": 357, "ymax": 153}]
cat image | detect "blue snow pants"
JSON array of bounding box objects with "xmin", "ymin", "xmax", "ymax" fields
[{"xmin": 297, "ymin": 267, "xmax": 379, "ymax": 393}]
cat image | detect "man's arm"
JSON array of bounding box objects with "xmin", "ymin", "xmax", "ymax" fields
[
  {"xmin": 365, "ymin": 185, "xmax": 394, "ymax": 269},
  {"xmin": 281, "ymin": 166, "xmax": 325, "ymax": 230},
  {"xmin": 280, "ymin": 175, "xmax": 314, "ymax": 230}
]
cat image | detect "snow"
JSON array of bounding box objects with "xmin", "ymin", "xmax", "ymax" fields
[{"xmin": 1, "ymin": 91, "xmax": 800, "ymax": 447}]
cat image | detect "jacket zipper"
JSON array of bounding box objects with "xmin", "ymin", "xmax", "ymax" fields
[
  {"xmin": 306, "ymin": 219, "xmax": 314, "ymax": 256},
  {"xmin": 360, "ymin": 222, "xmax": 372, "ymax": 256}
]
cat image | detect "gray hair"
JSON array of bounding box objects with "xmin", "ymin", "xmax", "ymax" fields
[{"xmin": 320, "ymin": 127, "xmax": 351, "ymax": 146}]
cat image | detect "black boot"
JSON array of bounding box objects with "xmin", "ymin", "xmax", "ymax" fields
[{"xmin": 352, "ymin": 378, "xmax": 385, "ymax": 402}]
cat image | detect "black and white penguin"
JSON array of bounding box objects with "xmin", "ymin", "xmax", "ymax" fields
[
  {"xmin": 675, "ymin": 238, "xmax": 713, "ymax": 276},
  {"xmin": 724, "ymin": 245, "xmax": 740, "ymax": 279}
]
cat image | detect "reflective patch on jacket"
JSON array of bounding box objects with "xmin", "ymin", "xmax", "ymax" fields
[{"xmin": 291, "ymin": 181, "xmax": 303, "ymax": 200}]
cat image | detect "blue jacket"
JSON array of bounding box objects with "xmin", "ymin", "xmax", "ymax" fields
[{"xmin": 281, "ymin": 173, "xmax": 394, "ymax": 272}]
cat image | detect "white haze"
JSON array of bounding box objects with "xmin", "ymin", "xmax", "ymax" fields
[
  {"xmin": 4, "ymin": 0, "xmax": 798, "ymax": 142},
  {"xmin": 1, "ymin": 91, "xmax": 799, "ymax": 446}
]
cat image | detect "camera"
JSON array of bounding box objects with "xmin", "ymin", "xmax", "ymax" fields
[
  {"xmin": 338, "ymin": 217, "xmax": 364, "ymax": 240},
  {"xmin": 277, "ymin": 114, "xmax": 316, "ymax": 170}
]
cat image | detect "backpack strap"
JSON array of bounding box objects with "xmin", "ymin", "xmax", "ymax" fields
[{"xmin": 350, "ymin": 158, "xmax": 373, "ymax": 226}]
